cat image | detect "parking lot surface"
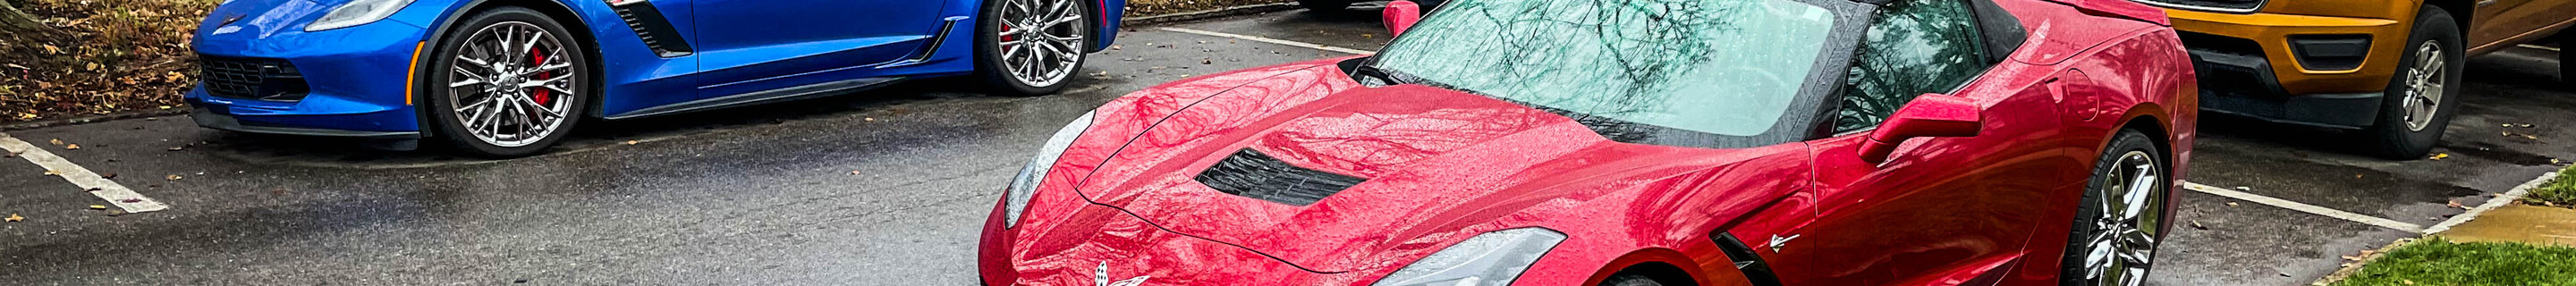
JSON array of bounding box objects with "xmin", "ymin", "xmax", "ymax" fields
[{"xmin": 2, "ymin": 11, "xmax": 2569, "ymax": 285}]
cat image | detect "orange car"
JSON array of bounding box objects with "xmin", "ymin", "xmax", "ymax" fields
[{"xmin": 2140, "ymin": 0, "xmax": 2574, "ymax": 158}]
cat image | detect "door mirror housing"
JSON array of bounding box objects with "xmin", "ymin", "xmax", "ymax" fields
[
  {"xmin": 1383, "ymin": 0, "xmax": 1423, "ymax": 38},
  {"xmin": 1858, "ymin": 94, "xmax": 1983, "ymax": 164}
]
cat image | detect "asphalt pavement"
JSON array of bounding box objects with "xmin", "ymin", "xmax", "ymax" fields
[{"xmin": 2, "ymin": 10, "xmax": 2570, "ymax": 285}]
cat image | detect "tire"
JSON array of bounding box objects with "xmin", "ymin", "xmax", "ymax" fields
[
  {"xmin": 2057, "ymin": 130, "xmax": 2170, "ymax": 286},
  {"xmin": 1599, "ymin": 273, "xmax": 1665, "ymax": 286},
  {"xmin": 2362, "ymin": 6, "xmax": 2464, "ymax": 159},
  {"xmin": 975, "ymin": 0, "xmax": 1093, "ymax": 97},
  {"xmin": 1298, "ymin": 0, "xmax": 1353, "ymax": 11},
  {"xmin": 422, "ymin": 7, "xmax": 590, "ymax": 158}
]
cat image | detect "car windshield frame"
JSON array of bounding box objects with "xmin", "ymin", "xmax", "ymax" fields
[{"xmin": 1360, "ymin": 0, "xmax": 1883, "ymax": 149}]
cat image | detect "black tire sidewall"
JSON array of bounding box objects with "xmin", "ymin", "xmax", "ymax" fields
[
  {"xmin": 973, "ymin": 0, "xmax": 1089, "ymax": 97},
  {"xmin": 1597, "ymin": 273, "xmax": 1665, "ymax": 286},
  {"xmin": 2367, "ymin": 6, "xmax": 2464, "ymax": 159},
  {"xmin": 423, "ymin": 7, "xmax": 589, "ymax": 158},
  {"xmin": 2057, "ymin": 130, "xmax": 2168, "ymax": 286}
]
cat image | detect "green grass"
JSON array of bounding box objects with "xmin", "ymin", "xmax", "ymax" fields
[
  {"xmin": 2528, "ymin": 166, "xmax": 2576, "ymax": 206},
  {"xmin": 2334, "ymin": 238, "xmax": 2576, "ymax": 286}
]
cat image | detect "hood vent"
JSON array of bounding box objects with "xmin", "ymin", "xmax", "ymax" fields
[{"xmin": 1194, "ymin": 149, "xmax": 1367, "ymax": 206}]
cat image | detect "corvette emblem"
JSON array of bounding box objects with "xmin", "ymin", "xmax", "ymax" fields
[
  {"xmin": 1095, "ymin": 263, "xmax": 1149, "ymax": 286},
  {"xmin": 1767, "ymin": 233, "xmax": 1800, "ymax": 253}
]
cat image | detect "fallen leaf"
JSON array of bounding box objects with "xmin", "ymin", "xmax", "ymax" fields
[
  {"xmin": 48, "ymin": 139, "xmax": 63, "ymax": 146},
  {"xmin": 64, "ymin": 144, "xmax": 79, "ymax": 150},
  {"xmin": 2403, "ymin": 279, "xmax": 2415, "ymax": 285},
  {"xmin": 623, "ymin": 140, "xmax": 639, "ymax": 146},
  {"xmin": 2448, "ymin": 199, "xmax": 2466, "ymax": 209},
  {"xmin": 2341, "ymin": 256, "xmax": 2362, "ymax": 261},
  {"xmin": 2227, "ymin": 202, "xmax": 2239, "ymax": 207},
  {"xmin": 3, "ymin": 214, "xmax": 19, "ymax": 222},
  {"xmin": 43, "ymin": 170, "xmax": 60, "ymax": 176},
  {"xmin": 848, "ymin": 170, "xmax": 862, "ymax": 175},
  {"xmin": 99, "ymin": 172, "xmax": 114, "ymax": 179},
  {"xmin": 2190, "ymin": 221, "xmax": 2206, "ymax": 230},
  {"xmin": 2235, "ymin": 186, "xmax": 2251, "ymax": 191},
  {"xmin": 864, "ymin": 117, "xmax": 876, "ymax": 122},
  {"xmin": 165, "ymin": 174, "xmax": 182, "ymax": 181},
  {"xmin": 2428, "ymin": 153, "xmax": 2450, "ymax": 160},
  {"xmin": 166, "ymin": 147, "xmax": 183, "ymax": 151},
  {"xmin": 88, "ymin": 205, "xmax": 106, "ymax": 210},
  {"xmin": 2521, "ymin": 124, "xmax": 2536, "ymax": 128}
]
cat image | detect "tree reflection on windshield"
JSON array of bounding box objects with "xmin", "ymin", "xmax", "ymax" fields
[{"xmin": 1374, "ymin": 0, "xmax": 1839, "ymax": 138}]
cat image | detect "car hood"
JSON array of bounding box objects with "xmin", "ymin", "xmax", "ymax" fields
[{"xmin": 1072, "ymin": 76, "xmax": 1795, "ymax": 273}]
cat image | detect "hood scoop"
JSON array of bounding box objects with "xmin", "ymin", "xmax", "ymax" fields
[{"xmin": 1192, "ymin": 149, "xmax": 1367, "ymax": 206}]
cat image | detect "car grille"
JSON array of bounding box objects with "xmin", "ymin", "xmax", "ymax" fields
[
  {"xmin": 2129, "ymin": 0, "xmax": 2263, "ymax": 13},
  {"xmin": 1194, "ymin": 149, "xmax": 1367, "ymax": 206},
  {"xmin": 198, "ymin": 55, "xmax": 309, "ymax": 101}
]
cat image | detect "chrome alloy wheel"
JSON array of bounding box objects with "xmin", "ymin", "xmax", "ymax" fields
[
  {"xmin": 2400, "ymin": 40, "xmax": 2446, "ymax": 131},
  {"xmin": 995, "ymin": 0, "xmax": 1087, "ymax": 87},
  {"xmin": 446, "ymin": 21, "xmax": 577, "ymax": 147},
  {"xmin": 2081, "ymin": 151, "xmax": 2164, "ymax": 286}
]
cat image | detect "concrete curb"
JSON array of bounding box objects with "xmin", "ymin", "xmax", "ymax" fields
[
  {"xmin": 2307, "ymin": 170, "xmax": 2564, "ymax": 285},
  {"xmin": 1124, "ymin": 3, "xmax": 1301, "ymax": 27},
  {"xmin": 2425, "ymin": 170, "xmax": 2562, "ymax": 234}
]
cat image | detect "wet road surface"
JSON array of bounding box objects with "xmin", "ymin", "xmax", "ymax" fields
[{"xmin": 2, "ymin": 10, "xmax": 2570, "ymax": 285}]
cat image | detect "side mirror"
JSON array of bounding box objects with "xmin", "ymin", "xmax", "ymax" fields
[
  {"xmin": 1383, "ymin": 0, "xmax": 1423, "ymax": 38},
  {"xmin": 1858, "ymin": 94, "xmax": 1983, "ymax": 164}
]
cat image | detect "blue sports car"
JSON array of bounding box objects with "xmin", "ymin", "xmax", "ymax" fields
[{"xmin": 188, "ymin": 0, "xmax": 1124, "ymax": 156}]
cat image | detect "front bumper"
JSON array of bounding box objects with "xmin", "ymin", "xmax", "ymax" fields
[
  {"xmin": 187, "ymin": 0, "xmax": 433, "ymax": 136},
  {"xmin": 2167, "ymin": 9, "xmax": 2409, "ymax": 128}
]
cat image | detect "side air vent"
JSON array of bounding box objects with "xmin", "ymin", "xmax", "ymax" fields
[
  {"xmin": 1194, "ymin": 149, "xmax": 1367, "ymax": 206},
  {"xmin": 607, "ymin": 0, "xmax": 693, "ymax": 57}
]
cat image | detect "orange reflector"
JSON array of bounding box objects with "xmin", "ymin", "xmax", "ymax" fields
[{"xmin": 406, "ymin": 41, "xmax": 425, "ymax": 105}]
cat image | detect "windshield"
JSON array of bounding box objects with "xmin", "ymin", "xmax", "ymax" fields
[{"xmin": 1371, "ymin": 0, "xmax": 1841, "ymax": 137}]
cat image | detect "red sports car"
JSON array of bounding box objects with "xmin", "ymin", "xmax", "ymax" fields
[{"xmin": 979, "ymin": 0, "xmax": 2196, "ymax": 284}]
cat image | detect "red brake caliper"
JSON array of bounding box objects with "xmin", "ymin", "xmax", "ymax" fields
[{"xmin": 528, "ymin": 47, "xmax": 553, "ymax": 105}]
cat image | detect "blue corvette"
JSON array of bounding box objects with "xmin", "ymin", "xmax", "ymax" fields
[{"xmin": 188, "ymin": 0, "xmax": 1124, "ymax": 156}]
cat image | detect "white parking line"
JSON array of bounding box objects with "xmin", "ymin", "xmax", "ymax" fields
[
  {"xmin": 2422, "ymin": 171, "xmax": 2559, "ymax": 234},
  {"xmin": 0, "ymin": 132, "xmax": 168, "ymax": 213},
  {"xmin": 2520, "ymin": 44, "xmax": 2563, "ymax": 52},
  {"xmin": 2183, "ymin": 182, "xmax": 2424, "ymax": 232},
  {"xmin": 1157, "ymin": 27, "xmax": 1379, "ymax": 55}
]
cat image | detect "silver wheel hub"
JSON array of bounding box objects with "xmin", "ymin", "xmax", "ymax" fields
[
  {"xmin": 996, "ymin": 0, "xmax": 1086, "ymax": 87},
  {"xmin": 2400, "ymin": 40, "xmax": 2446, "ymax": 131},
  {"xmin": 445, "ymin": 21, "xmax": 576, "ymax": 147},
  {"xmin": 2083, "ymin": 151, "xmax": 2163, "ymax": 286}
]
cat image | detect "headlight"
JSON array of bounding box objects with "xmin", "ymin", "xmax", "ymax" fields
[
  {"xmin": 1371, "ymin": 227, "xmax": 1567, "ymax": 286},
  {"xmin": 1004, "ymin": 111, "xmax": 1095, "ymax": 228},
  {"xmin": 305, "ymin": 0, "xmax": 418, "ymax": 31}
]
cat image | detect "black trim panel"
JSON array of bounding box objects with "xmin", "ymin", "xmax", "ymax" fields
[
  {"xmin": 604, "ymin": 77, "xmax": 903, "ymax": 120},
  {"xmin": 192, "ymin": 106, "xmax": 421, "ymax": 139},
  {"xmin": 610, "ymin": 1, "xmax": 695, "ymax": 57},
  {"xmin": 1193, "ymin": 149, "xmax": 1367, "ymax": 206},
  {"xmin": 1710, "ymin": 231, "xmax": 1787, "ymax": 286}
]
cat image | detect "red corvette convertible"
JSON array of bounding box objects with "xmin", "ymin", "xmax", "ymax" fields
[{"xmin": 979, "ymin": 0, "xmax": 2196, "ymax": 284}]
